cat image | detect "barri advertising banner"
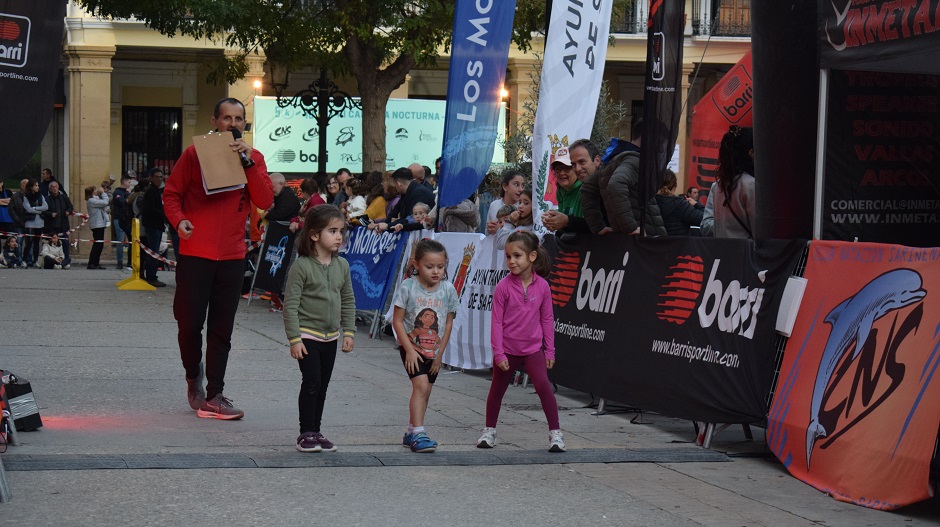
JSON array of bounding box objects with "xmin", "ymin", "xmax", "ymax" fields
[
  {"xmin": 823, "ymin": 70, "xmax": 940, "ymax": 247},
  {"xmin": 254, "ymin": 221, "xmax": 296, "ymax": 295},
  {"xmin": 638, "ymin": 0, "xmax": 685, "ymax": 213},
  {"xmin": 767, "ymin": 240, "xmax": 940, "ymax": 510},
  {"xmin": 819, "ymin": 0, "xmax": 940, "ymax": 70},
  {"xmin": 438, "ymin": 0, "xmax": 516, "ymax": 209},
  {"xmin": 343, "ymin": 227, "xmax": 407, "ymax": 311},
  {"xmin": 253, "ymin": 97, "xmax": 504, "ymax": 174},
  {"xmin": 0, "ymin": 0, "xmax": 66, "ymax": 178},
  {"xmin": 531, "ymin": 0, "xmax": 613, "ymax": 230},
  {"xmin": 543, "ymin": 234, "xmax": 804, "ymax": 423},
  {"xmin": 688, "ymin": 51, "xmax": 753, "ymax": 206}
]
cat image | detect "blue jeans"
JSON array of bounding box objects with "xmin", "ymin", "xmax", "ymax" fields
[{"xmin": 113, "ymin": 221, "xmax": 126, "ymax": 267}]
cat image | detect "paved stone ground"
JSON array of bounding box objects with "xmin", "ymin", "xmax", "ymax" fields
[{"xmin": 0, "ymin": 265, "xmax": 938, "ymax": 526}]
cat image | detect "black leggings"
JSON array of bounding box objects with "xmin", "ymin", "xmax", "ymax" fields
[
  {"xmin": 297, "ymin": 339, "xmax": 338, "ymax": 434},
  {"xmin": 88, "ymin": 227, "xmax": 105, "ymax": 267}
]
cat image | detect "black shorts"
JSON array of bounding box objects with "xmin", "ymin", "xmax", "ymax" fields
[{"xmin": 398, "ymin": 346, "xmax": 438, "ymax": 384}]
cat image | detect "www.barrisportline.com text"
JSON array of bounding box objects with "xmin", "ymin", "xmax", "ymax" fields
[
  {"xmin": 650, "ymin": 338, "xmax": 740, "ymax": 368},
  {"xmin": 554, "ymin": 319, "xmax": 606, "ymax": 342}
]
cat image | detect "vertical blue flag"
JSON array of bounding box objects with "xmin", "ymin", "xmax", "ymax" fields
[{"xmin": 438, "ymin": 0, "xmax": 517, "ymax": 208}]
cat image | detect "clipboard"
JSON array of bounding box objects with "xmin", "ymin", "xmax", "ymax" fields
[{"xmin": 192, "ymin": 131, "xmax": 248, "ymax": 193}]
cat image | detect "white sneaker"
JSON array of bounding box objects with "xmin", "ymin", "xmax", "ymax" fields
[
  {"xmin": 63, "ymin": 264, "xmax": 71, "ymax": 269},
  {"xmin": 54, "ymin": 264, "xmax": 62, "ymax": 270},
  {"xmin": 476, "ymin": 427, "xmax": 497, "ymax": 448},
  {"xmin": 549, "ymin": 429, "xmax": 566, "ymax": 452}
]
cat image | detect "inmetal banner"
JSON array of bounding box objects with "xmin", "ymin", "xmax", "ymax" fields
[
  {"xmin": 819, "ymin": 0, "xmax": 940, "ymax": 70},
  {"xmin": 0, "ymin": 0, "xmax": 66, "ymax": 178},
  {"xmin": 532, "ymin": 0, "xmax": 613, "ymax": 230},
  {"xmin": 823, "ymin": 70, "xmax": 940, "ymax": 247},
  {"xmin": 543, "ymin": 234, "xmax": 804, "ymax": 423},
  {"xmin": 767, "ymin": 240, "xmax": 940, "ymax": 510},
  {"xmin": 438, "ymin": 0, "xmax": 517, "ymax": 208}
]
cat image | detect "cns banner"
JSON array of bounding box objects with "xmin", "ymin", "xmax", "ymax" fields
[
  {"xmin": 343, "ymin": 227, "xmax": 407, "ymax": 311},
  {"xmin": 543, "ymin": 234, "xmax": 804, "ymax": 423},
  {"xmin": 0, "ymin": 0, "xmax": 66, "ymax": 178},
  {"xmin": 767, "ymin": 240, "xmax": 940, "ymax": 511},
  {"xmin": 254, "ymin": 221, "xmax": 296, "ymax": 294},
  {"xmin": 253, "ymin": 97, "xmax": 504, "ymax": 174},
  {"xmin": 822, "ymin": 69, "xmax": 940, "ymax": 247},
  {"xmin": 688, "ymin": 51, "xmax": 753, "ymax": 206}
]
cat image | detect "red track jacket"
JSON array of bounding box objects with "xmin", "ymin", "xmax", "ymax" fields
[{"xmin": 163, "ymin": 145, "xmax": 274, "ymax": 261}]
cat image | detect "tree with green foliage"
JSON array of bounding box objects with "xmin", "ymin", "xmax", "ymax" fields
[{"xmin": 79, "ymin": 0, "xmax": 548, "ymax": 173}]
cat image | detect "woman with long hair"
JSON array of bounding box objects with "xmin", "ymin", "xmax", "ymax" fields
[{"xmin": 701, "ymin": 126, "xmax": 755, "ymax": 239}]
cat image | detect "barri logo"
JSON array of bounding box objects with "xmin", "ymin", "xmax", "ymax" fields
[
  {"xmin": 273, "ymin": 149, "xmax": 296, "ymax": 163},
  {"xmin": 656, "ymin": 255, "xmax": 704, "ymax": 325},
  {"xmin": 695, "ymin": 259, "xmax": 766, "ymax": 339},
  {"xmin": 711, "ymin": 63, "xmax": 753, "ymax": 124},
  {"xmin": 0, "ymin": 13, "xmax": 29, "ymax": 68},
  {"xmin": 548, "ymin": 251, "xmax": 628, "ymax": 314}
]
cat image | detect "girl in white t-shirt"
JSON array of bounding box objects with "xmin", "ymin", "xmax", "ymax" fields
[{"xmin": 485, "ymin": 170, "xmax": 525, "ymax": 234}]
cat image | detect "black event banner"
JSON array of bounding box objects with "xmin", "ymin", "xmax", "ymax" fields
[
  {"xmin": 823, "ymin": 69, "xmax": 940, "ymax": 247},
  {"xmin": 819, "ymin": 0, "xmax": 940, "ymax": 70},
  {"xmin": 543, "ymin": 234, "xmax": 804, "ymax": 423},
  {"xmin": 254, "ymin": 221, "xmax": 296, "ymax": 295},
  {"xmin": 0, "ymin": 0, "xmax": 66, "ymax": 178},
  {"xmin": 638, "ymin": 0, "xmax": 685, "ymax": 213}
]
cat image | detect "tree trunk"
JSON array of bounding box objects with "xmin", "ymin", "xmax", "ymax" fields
[{"xmin": 344, "ymin": 36, "xmax": 416, "ymax": 174}]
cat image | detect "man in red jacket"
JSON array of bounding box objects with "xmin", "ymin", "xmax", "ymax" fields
[{"xmin": 164, "ymin": 97, "xmax": 274, "ymax": 420}]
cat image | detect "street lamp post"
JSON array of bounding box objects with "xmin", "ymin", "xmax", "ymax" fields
[{"xmin": 272, "ymin": 67, "xmax": 361, "ymax": 179}]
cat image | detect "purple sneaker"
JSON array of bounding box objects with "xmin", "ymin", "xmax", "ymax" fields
[
  {"xmin": 296, "ymin": 432, "xmax": 322, "ymax": 453},
  {"xmin": 314, "ymin": 432, "xmax": 337, "ymax": 452}
]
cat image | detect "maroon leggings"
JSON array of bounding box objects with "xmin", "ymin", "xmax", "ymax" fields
[{"xmin": 485, "ymin": 351, "xmax": 560, "ymax": 430}]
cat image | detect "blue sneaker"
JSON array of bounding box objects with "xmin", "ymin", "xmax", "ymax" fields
[
  {"xmin": 402, "ymin": 432, "xmax": 414, "ymax": 448},
  {"xmin": 410, "ymin": 432, "xmax": 437, "ymax": 453}
]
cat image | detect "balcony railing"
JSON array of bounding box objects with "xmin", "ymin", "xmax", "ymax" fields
[
  {"xmin": 609, "ymin": 1, "xmax": 647, "ymax": 35},
  {"xmin": 692, "ymin": 0, "xmax": 751, "ymax": 37}
]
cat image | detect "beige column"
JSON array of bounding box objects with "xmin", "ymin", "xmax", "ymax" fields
[
  {"xmin": 65, "ymin": 45, "xmax": 115, "ymax": 210},
  {"xmin": 226, "ymin": 52, "xmax": 266, "ymax": 146},
  {"xmin": 677, "ymin": 65, "xmax": 696, "ymax": 190}
]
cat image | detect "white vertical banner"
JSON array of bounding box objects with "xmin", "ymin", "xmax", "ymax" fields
[
  {"xmin": 444, "ymin": 235, "xmax": 506, "ymax": 370},
  {"xmin": 532, "ymin": 0, "xmax": 614, "ymax": 231}
]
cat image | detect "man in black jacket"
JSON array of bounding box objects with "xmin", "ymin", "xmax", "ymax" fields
[
  {"xmin": 141, "ymin": 168, "xmax": 168, "ymax": 287},
  {"xmin": 43, "ymin": 181, "xmax": 74, "ymax": 268},
  {"xmin": 260, "ymin": 173, "xmax": 300, "ymax": 223},
  {"xmin": 377, "ymin": 167, "xmax": 436, "ymax": 233}
]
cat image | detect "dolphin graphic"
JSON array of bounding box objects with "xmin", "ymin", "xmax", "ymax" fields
[{"xmin": 806, "ymin": 269, "xmax": 926, "ymax": 468}]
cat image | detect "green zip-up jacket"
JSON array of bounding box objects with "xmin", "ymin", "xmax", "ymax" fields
[{"xmin": 283, "ymin": 255, "xmax": 356, "ymax": 345}]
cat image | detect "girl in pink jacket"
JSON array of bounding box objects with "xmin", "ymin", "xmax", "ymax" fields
[{"xmin": 477, "ymin": 231, "xmax": 564, "ymax": 452}]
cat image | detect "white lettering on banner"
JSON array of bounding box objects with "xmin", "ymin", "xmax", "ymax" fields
[
  {"xmin": 468, "ymin": 18, "xmax": 490, "ymax": 47},
  {"xmin": 348, "ymin": 230, "xmax": 402, "ymax": 255},
  {"xmin": 696, "ymin": 259, "xmax": 765, "ymax": 340},
  {"xmin": 575, "ymin": 251, "xmax": 628, "ymax": 314},
  {"xmin": 0, "ymin": 42, "xmax": 22, "ymax": 61},
  {"xmin": 457, "ymin": 0, "xmax": 494, "ymax": 123}
]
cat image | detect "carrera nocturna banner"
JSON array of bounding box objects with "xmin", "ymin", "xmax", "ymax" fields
[
  {"xmin": 767, "ymin": 240, "xmax": 940, "ymax": 510},
  {"xmin": 0, "ymin": 0, "xmax": 65, "ymax": 178},
  {"xmin": 544, "ymin": 234, "xmax": 803, "ymax": 423}
]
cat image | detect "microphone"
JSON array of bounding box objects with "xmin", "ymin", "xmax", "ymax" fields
[{"xmin": 230, "ymin": 129, "xmax": 254, "ymax": 168}]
